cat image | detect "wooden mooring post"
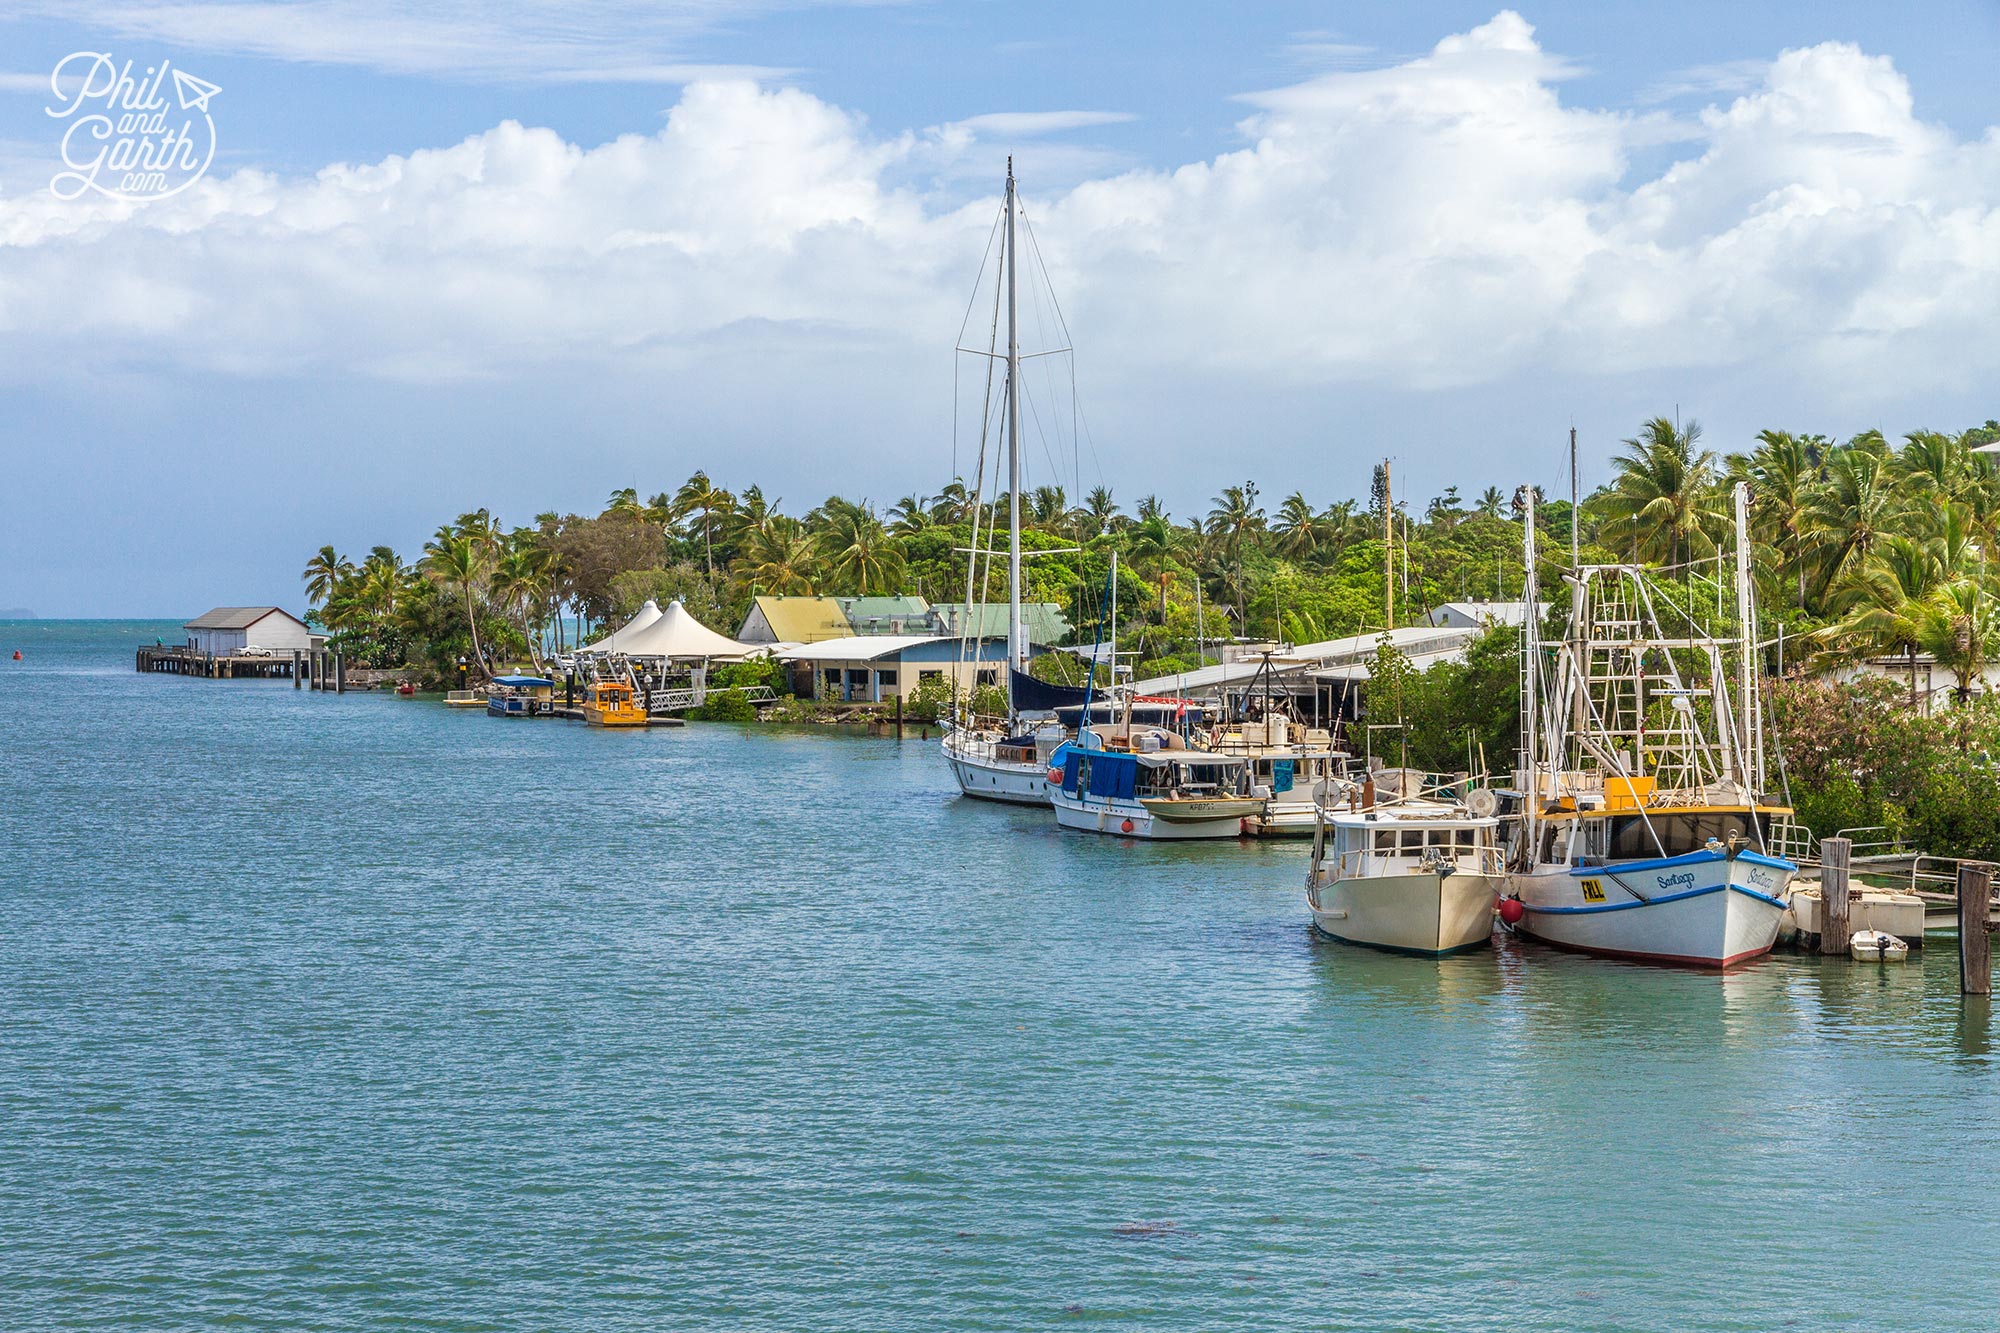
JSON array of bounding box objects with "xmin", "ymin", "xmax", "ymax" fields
[
  {"xmin": 334, "ymin": 652, "xmax": 345, "ymax": 694},
  {"xmin": 1960, "ymin": 862, "xmax": 1993, "ymax": 996},
  {"xmin": 293, "ymin": 649, "xmax": 302, "ymax": 688},
  {"xmin": 1819, "ymin": 836, "xmax": 1851, "ymax": 956},
  {"xmin": 895, "ymin": 693, "xmax": 904, "ymax": 740}
]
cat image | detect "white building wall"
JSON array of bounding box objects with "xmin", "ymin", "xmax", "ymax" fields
[
  {"xmin": 242, "ymin": 613, "xmax": 314, "ymax": 652},
  {"xmin": 188, "ymin": 626, "xmax": 248, "ymax": 655}
]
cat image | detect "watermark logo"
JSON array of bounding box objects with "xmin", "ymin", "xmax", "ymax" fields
[{"xmin": 45, "ymin": 53, "xmax": 220, "ymax": 202}]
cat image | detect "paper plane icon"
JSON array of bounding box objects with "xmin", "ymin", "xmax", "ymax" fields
[{"xmin": 171, "ymin": 68, "xmax": 220, "ymax": 112}]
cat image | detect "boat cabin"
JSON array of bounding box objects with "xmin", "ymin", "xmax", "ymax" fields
[
  {"xmin": 487, "ymin": 675, "xmax": 556, "ymax": 717},
  {"xmin": 1537, "ymin": 807, "xmax": 1784, "ymax": 868},
  {"xmin": 1058, "ymin": 745, "xmax": 1247, "ymax": 802},
  {"xmin": 1314, "ymin": 811, "xmax": 1503, "ymax": 881}
]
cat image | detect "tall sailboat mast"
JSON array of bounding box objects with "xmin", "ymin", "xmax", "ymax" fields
[
  {"xmin": 1519, "ymin": 486, "xmax": 1541, "ymax": 850},
  {"xmin": 1004, "ymin": 158, "xmax": 1025, "ymax": 685}
]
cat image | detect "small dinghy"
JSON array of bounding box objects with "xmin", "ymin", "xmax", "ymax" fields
[{"xmin": 1850, "ymin": 929, "xmax": 1910, "ymax": 963}]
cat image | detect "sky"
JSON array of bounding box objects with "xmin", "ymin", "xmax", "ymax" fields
[{"xmin": 1, "ymin": 1, "xmax": 1998, "ymax": 616}]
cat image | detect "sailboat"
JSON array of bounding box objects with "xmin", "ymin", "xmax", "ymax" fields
[
  {"xmin": 941, "ymin": 159, "xmax": 1070, "ymax": 805},
  {"xmin": 1502, "ymin": 481, "xmax": 1797, "ymax": 967}
]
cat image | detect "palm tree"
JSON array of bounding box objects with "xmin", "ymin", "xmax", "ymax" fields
[
  {"xmin": 302, "ymin": 546, "xmax": 353, "ymax": 608},
  {"xmin": 675, "ymin": 471, "xmax": 733, "ymax": 582},
  {"xmin": 744, "ymin": 520, "xmax": 818, "ymax": 595},
  {"xmin": 1272, "ymin": 492, "xmax": 1326, "ymax": 561},
  {"xmin": 490, "ymin": 538, "xmax": 554, "ymax": 669},
  {"xmin": 1803, "ymin": 435, "xmax": 1908, "ymax": 606},
  {"xmin": 1206, "ymin": 481, "xmax": 1265, "ymax": 627},
  {"xmin": 929, "ymin": 480, "xmax": 973, "ymax": 525},
  {"xmin": 1591, "ymin": 417, "xmax": 1724, "ymax": 569},
  {"xmin": 888, "ymin": 494, "xmax": 933, "ymax": 537},
  {"xmin": 1082, "ymin": 485, "xmax": 1120, "ymax": 538},
  {"xmin": 1475, "ymin": 486, "xmax": 1506, "ymax": 519},
  {"xmin": 1135, "ymin": 494, "xmax": 1167, "ymax": 523},
  {"xmin": 1727, "ymin": 429, "xmax": 1818, "ymax": 609},
  {"xmin": 820, "ymin": 506, "xmax": 905, "ymax": 594},
  {"xmin": 604, "ymin": 488, "xmax": 643, "ymax": 519},
  {"xmin": 422, "ymin": 530, "xmax": 493, "ymax": 676}
]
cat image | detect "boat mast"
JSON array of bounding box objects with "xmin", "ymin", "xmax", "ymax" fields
[
  {"xmin": 1383, "ymin": 459, "xmax": 1393, "ymax": 630},
  {"xmin": 1569, "ymin": 426, "xmax": 1580, "ymax": 573},
  {"xmin": 1520, "ymin": 486, "xmax": 1540, "ymax": 851},
  {"xmin": 1004, "ymin": 158, "xmax": 1025, "ymax": 698},
  {"xmin": 1110, "ymin": 547, "xmax": 1122, "ymax": 730},
  {"xmin": 1734, "ymin": 480, "xmax": 1761, "ymax": 795}
]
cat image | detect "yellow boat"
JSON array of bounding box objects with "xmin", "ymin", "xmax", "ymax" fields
[{"xmin": 583, "ymin": 680, "xmax": 649, "ymax": 728}]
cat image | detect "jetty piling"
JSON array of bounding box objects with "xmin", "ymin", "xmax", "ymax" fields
[
  {"xmin": 1819, "ymin": 837, "xmax": 1851, "ymax": 957},
  {"xmin": 293, "ymin": 649, "xmax": 302, "ymax": 688},
  {"xmin": 1960, "ymin": 863, "xmax": 1993, "ymax": 996}
]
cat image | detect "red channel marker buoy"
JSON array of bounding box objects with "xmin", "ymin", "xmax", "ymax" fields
[{"xmin": 10, "ymin": 650, "xmax": 19, "ymax": 661}]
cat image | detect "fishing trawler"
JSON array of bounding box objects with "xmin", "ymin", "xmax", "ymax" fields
[
  {"xmin": 1306, "ymin": 770, "xmax": 1505, "ymax": 955},
  {"xmin": 1501, "ymin": 482, "xmax": 1797, "ymax": 968},
  {"xmin": 1048, "ymin": 726, "xmax": 1259, "ymax": 839}
]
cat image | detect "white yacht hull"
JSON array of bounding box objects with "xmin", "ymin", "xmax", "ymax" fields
[
  {"xmin": 1507, "ymin": 851, "xmax": 1794, "ymax": 968},
  {"xmin": 1309, "ymin": 870, "xmax": 1499, "ymax": 956},
  {"xmin": 1049, "ymin": 791, "xmax": 1245, "ymax": 840},
  {"xmin": 941, "ymin": 734, "xmax": 1051, "ymax": 806}
]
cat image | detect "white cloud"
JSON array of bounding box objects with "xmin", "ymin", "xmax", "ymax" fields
[
  {"xmin": 1, "ymin": 9, "xmax": 1996, "ymax": 408},
  {"xmin": 944, "ymin": 111, "xmax": 1137, "ymax": 138},
  {"xmin": 13, "ymin": 0, "xmax": 854, "ymax": 82}
]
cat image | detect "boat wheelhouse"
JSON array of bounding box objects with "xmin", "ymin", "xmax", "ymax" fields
[
  {"xmin": 486, "ymin": 675, "xmax": 556, "ymax": 717},
  {"xmin": 582, "ymin": 680, "xmax": 648, "ymax": 728},
  {"xmin": 1049, "ymin": 731, "xmax": 1258, "ymax": 839},
  {"xmin": 1207, "ymin": 716, "xmax": 1354, "ymax": 837}
]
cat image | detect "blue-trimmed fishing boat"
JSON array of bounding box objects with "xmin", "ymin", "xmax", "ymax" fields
[{"xmin": 1501, "ymin": 483, "xmax": 1796, "ymax": 968}]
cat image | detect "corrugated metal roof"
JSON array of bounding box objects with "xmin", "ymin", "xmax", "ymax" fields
[
  {"xmin": 775, "ymin": 634, "xmax": 952, "ymax": 663},
  {"xmin": 741, "ymin": 596, "xmax": 852, "ymax": 643},
  {"xmin": 1127, "ymin": 626, "xmax": 1480, "ymax": 696},
  {"xmin": 928, "ymin": 602, "xmax": 1071, "ymax": 645},
  {"xmin": 184, "ymin": 606, "xmax": 299, "ymax": 630}
]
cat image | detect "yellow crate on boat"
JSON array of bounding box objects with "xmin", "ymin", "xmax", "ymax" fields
[{"xmin": 1605, "ymin": 775, "xmax": 1656, "ymax": 810}]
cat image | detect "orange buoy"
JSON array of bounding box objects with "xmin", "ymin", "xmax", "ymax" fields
[
  {"xmin": 10, "ymin": 650, "xmax": 18, "ymax": 661},
  {"xmin": 1120, "ymin": 818, "xmax": 1135, "ymax": 834}
]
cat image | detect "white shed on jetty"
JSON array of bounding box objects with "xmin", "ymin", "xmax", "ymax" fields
[{"xmin": 184, "ymin": 607, "xmax": 315, "ymax": 656}]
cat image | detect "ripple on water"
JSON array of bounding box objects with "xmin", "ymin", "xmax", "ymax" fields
[{"xmin": 4, "ymin": 622, "xmax": 2000, "ymax": 1330}]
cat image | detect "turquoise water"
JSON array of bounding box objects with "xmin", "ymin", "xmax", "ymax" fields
[{"xmin": 4, "ymin": 620, "xmax": 1998, "ymax": 1330}]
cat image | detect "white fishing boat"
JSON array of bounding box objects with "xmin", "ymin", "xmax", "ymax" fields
[
  {"xmin": 1306, "ymin": 775, "xmax": 1504, "ymax": 955},
  {"xmin": 1208, "ymin": 714, "xmax": 1354, "ymax": 837},
  {"xmin": 1049, "ymin": 728, "xmax": 1258, "ymax": 839},
  {"xmin": 1501, "ymin": 482, "xmax": 1797, "ymax": 968}
]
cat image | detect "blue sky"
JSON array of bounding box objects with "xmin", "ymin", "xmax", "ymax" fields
[{"xmin": 2, "ymin": 1, "xmax": 1998, "ymax": 614}]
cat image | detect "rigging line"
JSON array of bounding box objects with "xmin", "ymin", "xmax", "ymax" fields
[
  {"xmin": 954, "ymin": 205, "xmax": 1006, "ymax": 347},
  {"xmin": 1018, "ymin": 206, "xmax": 1082, "ymax": 500}
]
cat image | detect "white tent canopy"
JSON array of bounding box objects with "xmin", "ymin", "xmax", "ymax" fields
[
  {"xmin": 582, "ymin": 599, "xmax": 664, "ymax": 655},
  {"xmin": 615, "ymin": 599, "xmax": 764, "ymax": 661}
]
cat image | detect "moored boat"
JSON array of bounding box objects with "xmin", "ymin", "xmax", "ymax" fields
[
  {"xmin": 1049, "ymin": 729, "xmax": 1256, "ymax": 839},
  {"xmin": 1306, "ymin": 785, "xmax": 1504, "ymax": 955},
  {"xmin": 582, "ymin": 680, "xmax": 648, "ymax": 727},
  {"xmin": 486, "ymin": 675, "xmax": 556, "ymax": 717},
  {"xmin": 1502, "ymin": 482, "xmax": 1797, "ymax": 968}
]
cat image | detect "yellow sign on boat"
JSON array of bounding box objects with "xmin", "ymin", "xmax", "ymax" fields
[{"xmin": 1579, "ymin": 878, "xmax": 1606, "ymax": 903}]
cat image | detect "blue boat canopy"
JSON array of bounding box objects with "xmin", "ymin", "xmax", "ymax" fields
[{"xmin": 491, "ymin": 675, "xmax": 555, "ymax": 687}]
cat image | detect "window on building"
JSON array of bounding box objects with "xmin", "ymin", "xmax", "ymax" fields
[
  {"xmin": 877, "ymin": 669, "xmax": 898, "ymax": 687},
  {"xmin": 824, "ymin": 668, "xmax": 841, "ymax": 687}
]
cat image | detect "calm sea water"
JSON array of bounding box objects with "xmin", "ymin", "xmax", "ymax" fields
[{"xmin": 4, "ymin": 620, "xmax": 1997, "ymax": 1330}]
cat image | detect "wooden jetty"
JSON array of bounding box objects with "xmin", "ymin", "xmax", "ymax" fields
[{"xmin": 137, "ymin": 645, "xmax": 368, "ymax": 692}]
